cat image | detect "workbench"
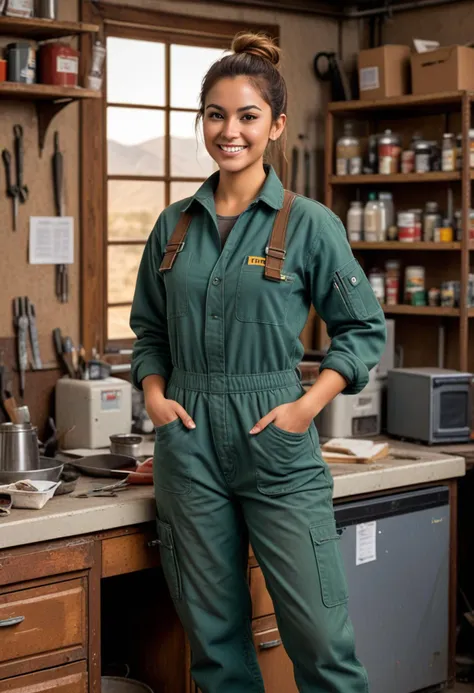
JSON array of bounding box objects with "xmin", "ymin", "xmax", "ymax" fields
[{"xmin": 0, "ymin": 442, "xmax": 465, "ymax": 693}]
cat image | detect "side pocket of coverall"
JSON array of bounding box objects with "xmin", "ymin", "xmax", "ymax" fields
[
  {"xmin": 310, "ymin": 520, "xmax": 349, "ymax": 608},
  {"xmin": 334, "ymin": 257, "xmax": 382, "ymax": 320},
  {"xmin": 154, "ymin": 419, "xmax": 192, "ymax": 495},
  {"xmin": 157, "ymin": 518, "xmax": 183, "ymax": 602}
]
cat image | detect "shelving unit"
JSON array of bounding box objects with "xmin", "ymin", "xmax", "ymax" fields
[
  {"xmin": 325, "ymin": 91, "xmax": 474, "ymax": 372},
  {"xmin": 0, "ymin": 16, "xmax": 101, "ymax": 152}
]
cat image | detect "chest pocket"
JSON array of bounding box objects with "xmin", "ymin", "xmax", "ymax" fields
[
  {"xmin": 162, "ymin": 251, "xmax": 193, "ymax": 319},
  {"xmin": 334, "ymin": 258, "xmax": 381, "ymax": 320},
  {"xmin": 235, "ymin": 260, "xmax": 295, "ymax": 325}
]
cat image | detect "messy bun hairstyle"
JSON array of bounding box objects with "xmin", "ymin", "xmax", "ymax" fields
[{"xmin": 196, "ymin": 32, "xmax": 287, "ymax": 132}]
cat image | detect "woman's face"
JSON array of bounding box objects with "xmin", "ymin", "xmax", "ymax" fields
[{"xmin": 202, "ymin": 75, "xmax": 286, "ymax": 174}]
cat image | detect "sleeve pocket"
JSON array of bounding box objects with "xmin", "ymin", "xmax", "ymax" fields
[
  {"xmin": 157, "ymin": 518, "xmax": 183, "ymax": 602},
  {"xmin": 334, "ymin": 258, "xmax": 382, "ymax": 320},
  {"xmin": 310, "ymin": 521, "xmax": 349, "ymax": 608}
]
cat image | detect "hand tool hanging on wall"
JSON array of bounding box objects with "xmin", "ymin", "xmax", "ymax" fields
[
  {"xmin": 27, "ymin": 299, "xmax": 42, "ymax": 370},
  {"xmin": 52, "ymin": 131, "xmax": 68, "ymax": 303},
  {"xmin": 13, "ymin": 125, "xmax": 28, "ymax": 206},
  {"xmin": 1, "ymin": 149, "xmax": 19, "ymax": 231},
  {"xmin": 313, "ymin": 51, "xmax": 352, "ymax": 102},
  {"xmin": 13, "ymin": 297, "xmax": 28, "ymax": 400},
  {"xmin": 0, "ymin": 351, "xmax": 20, "ymax": 423}
]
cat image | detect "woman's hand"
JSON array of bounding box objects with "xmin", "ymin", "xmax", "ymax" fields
[
  {"xmin": 249, "ymin": 400, "xmax": 314, "ymax": 435},
  {"xmin": 145, "ymin": 393, "xmax": 195, "ymax": 430}
]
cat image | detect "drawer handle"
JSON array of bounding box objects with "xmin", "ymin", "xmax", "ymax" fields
[
  {"xmin": 259, "ymin": 638, "xmax": 282, "ymax": 650},
  {"xmin": 0, "ymin": 616, "xmax": 25, "ymax": 628}
]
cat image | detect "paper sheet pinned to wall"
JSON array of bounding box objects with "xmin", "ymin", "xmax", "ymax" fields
[
  {"xmin": 29, "ymin": 217, "xmax": 74, "ymax": 265},
  {"xmin": 356, "ymin": 521, "xmax": 377, "ymax": 566}
]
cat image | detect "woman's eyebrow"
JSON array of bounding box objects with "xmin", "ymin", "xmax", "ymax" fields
[{"xmin": 205, "ymin": 104, "xmax": 262, "ymax": 112}]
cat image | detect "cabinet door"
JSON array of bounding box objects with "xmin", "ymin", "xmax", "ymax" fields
[
  {"xmin": 0, "ymin": 661, "xmax": 87, "ymax": 692},
  {"xmin": 253, "ymin": 616, "xmax": 298, "ymax": 693}
]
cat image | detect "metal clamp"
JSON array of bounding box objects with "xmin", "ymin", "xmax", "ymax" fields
[
  {"xmin": 265, "ymin": 246, "xmax": 286, "ymax": 259},
  {"xmin": 165, "ymin": 241, "xmax": 185, "ymax": 253},
  {"xmin": 259, "ymin": 638, "xmax": 282, "ymax": 650}
]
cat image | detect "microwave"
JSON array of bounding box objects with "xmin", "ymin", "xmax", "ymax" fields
[{"xmin": 387, "ymin": 367, "xmax": 472, "ymax": 444}]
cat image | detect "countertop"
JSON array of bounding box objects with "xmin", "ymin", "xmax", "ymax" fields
[{"xmin": 0, "ymin": 440, "xmax": 465, "ymax": 551}]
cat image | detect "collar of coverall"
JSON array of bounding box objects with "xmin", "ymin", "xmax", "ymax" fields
[{"xmin": 182, "ymin": 164, "xmax": 285, "ymax": 215}]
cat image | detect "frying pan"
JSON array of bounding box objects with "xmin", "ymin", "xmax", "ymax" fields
[{"xmin": 69, "ymin": 453, "xmax": 137, "ymax": 478}]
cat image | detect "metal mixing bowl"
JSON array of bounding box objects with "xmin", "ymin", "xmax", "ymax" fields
[{"xmin": 0, "ymin": 457, "xmax": 64, "ymax": 485}]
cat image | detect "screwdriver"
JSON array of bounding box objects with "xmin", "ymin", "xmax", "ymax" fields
[{"xmin": 2, "ymin": 149, "xmax": 19, "ymax": 232}]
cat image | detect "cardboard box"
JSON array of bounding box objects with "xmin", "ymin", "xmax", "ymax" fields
[
  {"xmin": 411, "ymin": 45, "xmax": 474, "ymax": 95},
  {"xmin": 358, "ymin": 45, "xmax": 410, "ymax": 101}
]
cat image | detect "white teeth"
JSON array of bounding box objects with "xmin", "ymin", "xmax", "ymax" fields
[{"xmin": 219, "ymin": 145, "xmax": 246, "ymax": 152}]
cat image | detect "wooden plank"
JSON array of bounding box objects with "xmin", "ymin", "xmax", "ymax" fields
[
  {"xmin": 0, "ymin": 540, "xmax": 94, "ymax": 588},
  {"xmin": 328, "ymin": 90, "xmax": 469, "ymax": 114},
  {"xmin": 0, "ymin": 83, "xmax": 101, "ymax": 101},
  {"xmin": 330, "ymin": 172, "xmax": 461, "ymax": 184},
  {"xmin": 101, "ymin": 532, "xmax": 161, "ymax": 578},
  {"xmin": 0, "ymin": 16, "xmax": 98, "ymax": 40},
  {"xmin": 0, "ymin": 661, "xmax": 87, "ymax": 693},
  {"xmin": 383, "ymin": 305, "xmax": 460, "ymax": 317},
  {"xmin": 351, "ymin": 241, "xmax": 466, "ymax": 251},
  {"xmin": 88, "ymin": 542, "xmax": 101, "ymax": 693}
]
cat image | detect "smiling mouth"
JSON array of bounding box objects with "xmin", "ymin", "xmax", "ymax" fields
[{"xmin": 218, "ymin": 145, "xmax": 248, "ymax": 153}]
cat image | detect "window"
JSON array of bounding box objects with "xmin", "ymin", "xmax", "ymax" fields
[
  {"xmin": 105, "ymin": 35, "xmax": 224, "ymax": 341},
  {"xmin": 80, "ymin": 3, "xmax": 278, "ymax": 353}
]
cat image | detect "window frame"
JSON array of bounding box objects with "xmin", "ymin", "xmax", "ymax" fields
[{"xmin": 80, "ymin": 1, "xmax": 279, "ymax": 353}]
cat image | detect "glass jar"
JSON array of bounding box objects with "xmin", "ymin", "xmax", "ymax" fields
[
  {"xmin": 442, "ymin": 133, "xmax": 456, "ymax": 172},
  {"xmin": 414, "ymin": 140, "xmax": 431, "ymax": 173},
  {"xmin": 405, "ymin": 266, "xmax": 426, "ymax": 305},
  {"xmin": 423, "ymin": 201, "xmax": 441, "ymax": 243},
  {"xmin": 369, "ymin": 268, "xmax": 385, "ymax": 304},
  {"xmin": 336, "ymin": 122, "xmax": 362, "ymax": 176},
  {"xmin": 378, "ymin": 129, "xmax": 401, "ymax": 175},
  {"xmin": 347, "ymin": 201, "xmax": 363, "ymax": 242},
  {"xmin": 385, "ymin": 260, "xmax": 400, "ymax": 306}
]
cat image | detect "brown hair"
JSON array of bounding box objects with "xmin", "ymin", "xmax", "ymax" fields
[{"xmin": 196, "ymin": 32, "xmax": 287, "ymax": 149}]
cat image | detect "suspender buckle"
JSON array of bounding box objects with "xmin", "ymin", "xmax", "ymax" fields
[
  {"xmin": 166, "ymin": 241, "xmax": 185, "ymax": 254},
  {"xmin": 265, "ymin": 245, "xmax": 286, "ymax": 260}
]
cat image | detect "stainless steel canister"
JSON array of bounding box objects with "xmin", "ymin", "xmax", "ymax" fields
[
  {"xmin": 110, "ymin": 434, "xmax": 143, "ymax": 458},
  {"xmin": 0, "ymin": 423, "xmax": 40, "ymax": 472},
  {"xmin": 36, "ymin": 0, "xmax": 58, "ymax": 19}
]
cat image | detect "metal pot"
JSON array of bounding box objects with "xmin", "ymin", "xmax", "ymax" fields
[
  {"xmin": 109, "ymin": 434, "xmax": 142, "ymax": 459},
  {"xmin": 0, "ymin": 423, "xmax": 40, "ymax": 472}
]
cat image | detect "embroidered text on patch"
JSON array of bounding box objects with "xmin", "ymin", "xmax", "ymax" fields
[{"xmin": 248, "ymin": 256, "xmax": 266, "ymax": 266}]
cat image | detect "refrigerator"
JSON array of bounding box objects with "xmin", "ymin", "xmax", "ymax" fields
[{"xmin": 335, "ymin": 486, "xmax": 450, "ymax": 693}]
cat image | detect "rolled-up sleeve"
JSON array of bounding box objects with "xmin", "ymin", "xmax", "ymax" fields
[
  {"xmin": 130, "ymin": 218, "xmax": 172, "ymax": 390},
  {"xmin": 307, "ymin": 214, "xmax": 386, "ymax": 395}
]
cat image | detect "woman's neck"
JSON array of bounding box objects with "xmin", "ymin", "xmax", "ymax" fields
[{"xmin": 214, "ymin": 161, "xmax": 267, "ymax": 216}]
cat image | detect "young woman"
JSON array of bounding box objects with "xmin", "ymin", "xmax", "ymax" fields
[{"xmin": 131, "ymin": 32, "xmax": 385, "ymax": 693}]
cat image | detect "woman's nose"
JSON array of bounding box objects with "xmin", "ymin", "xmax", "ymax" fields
[{"xmin": 221, "ymin": 118, "xmax": 240, "ymax": 140}]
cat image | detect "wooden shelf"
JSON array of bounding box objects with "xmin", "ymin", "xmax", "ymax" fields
[
  {"xmin": 382, "ymin": 305, "xmax": 474, "ymax": 317},
  {"xmin": 0, "ymin": 16, "xmax": 99, "ymax": 40},
  {"xmin": 330, "ymin": 172, "xmax": 461, "ymax": 184},
  {"xmin": 328, "ymin": 91, "xmax": 471, "ymax": 115},
  {"xmin": 351, "ymin": 241, "xmax": 473, "ymax": 251},
  {"xmin": 0, "ymin": 82, "xmax": 101, "ymax": 102}
]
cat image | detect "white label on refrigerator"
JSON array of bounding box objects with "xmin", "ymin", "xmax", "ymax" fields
[
  {"xmin": 29, "ymin": 217, "xmax": 74, "ymax": 264},
  {"xmin": 57, "ymin": 56, "xmax": 79, "ymax": 74},
  {"xmin": 356, "ymin": 521, "xmax": 377, "ymax": 565},
  {"xmin": 359, "ymin": 66, "xmax": 379, "ymax": 91}
]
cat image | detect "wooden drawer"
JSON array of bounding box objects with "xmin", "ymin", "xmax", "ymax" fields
[
  {"xmin": 253, "ymin": 615, "xmax": 297, "ymax": 693},
  {"xmin": 0, "ymin": 661, "xmax": 87, "ymax": 692},
  {"xmin": 0, "ymin": 578, "xmax": 86, "ymax": 675},
  {"xmin": 249, "ymin": 566, "xmax": 274, "ymax": 619},
  {"xmin": 102, "ymin": 530, "xmax": 161, "ymax": 578}
]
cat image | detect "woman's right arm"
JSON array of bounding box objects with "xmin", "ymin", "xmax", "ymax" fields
[{"xmin": 130, "ymin": 219, "xmax": 195, "ymax": 429}]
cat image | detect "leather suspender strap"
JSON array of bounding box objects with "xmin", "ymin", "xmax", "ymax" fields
[
  {"xmin": 264, "ymin": 190, "xmax": 297, "ymax": 282},
  {"xmin": 159, "ymin": 212, "xmax": 192, "ymax": 272}
]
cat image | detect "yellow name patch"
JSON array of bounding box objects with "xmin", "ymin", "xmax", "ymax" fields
[{"xmin": 248, "ymin": 256, "xmax": 266, "ymax": 266}]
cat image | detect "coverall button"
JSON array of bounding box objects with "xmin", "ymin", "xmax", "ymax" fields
[
  {"xmin": 211, "ymin": 314, "xmax": 219, "ymax": 319},
  {"xmin": 350, "ymin": 276, "xmax": 357, "ymax": 285},
  {"xmin": 212, "ymin": 277, "xmax": 221, "ymax": 285}
]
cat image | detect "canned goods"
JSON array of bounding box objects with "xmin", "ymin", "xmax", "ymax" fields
[
  {"xmin": 423, "ymin": 202, "xmax": 441, "ymax": 243},
  {"xmin": 404, "ymin": 266, "xmax": 425, "ymax": 304},
  {"xmin": 401, "ymin": 150, "xmax": 415, "ymax": 174},
  {"xmin": 385, "ymin": 260, "xmax": 400, "ymax": 306},
  {"xmin": 428, "ymin": 288, "xmax": 440, "ymax": 307},
  {"xmin": 414, "ymin": 140, "xmax": 431, "ymax": 173},
  {"xmin": 407, "ymin": 209, "xmax": 422, "ymax": 242},
  {"xmin": 441, "ymin": 281, "xmax": 456, "ymax": 307},
  {"xmin": 454, "ymin": 209, "xmax": 474, "ymax": 241},
  {"xmin": 398, "ymin": 211, "xmax": 417, "ymax": 242},
  {"xmin": 439, "ymin": 218, "xmax": 453, "ymax": 243}
]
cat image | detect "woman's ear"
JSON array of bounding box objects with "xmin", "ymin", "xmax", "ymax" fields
[{"xmin": 269, "ymin": 114, "xmax": 287, "ymax": 142}]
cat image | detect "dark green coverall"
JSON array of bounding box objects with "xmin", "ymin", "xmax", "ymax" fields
[{"xmin": 130, "ymin": 166, "xmax": 386, "ymax": 692}]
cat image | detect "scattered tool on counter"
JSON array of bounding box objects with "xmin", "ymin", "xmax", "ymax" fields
[
  {"xmin": 74, "ymin": 477, "xmax": 130, "ymax": 499},
  {"xmin": 52, "ymin": 131, "xmax": 68, "ymax": 303}
]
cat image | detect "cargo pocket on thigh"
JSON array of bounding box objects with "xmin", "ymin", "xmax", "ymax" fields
[
  {"xmin": 310, "ymin": 521, "xmax": 348, "ymax": 608},
  {"xmin": 154, "ymin": 418, "xmax": 192, "ymax": 495},
  {"xmin": 157, "ymin": 519, "xmax": 183, "ymax": 602}
]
